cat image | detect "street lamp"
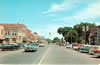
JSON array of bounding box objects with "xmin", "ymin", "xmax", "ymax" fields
[{"xmin": 82, "ymin": 26, "xmax": 89, "ymax": 44}]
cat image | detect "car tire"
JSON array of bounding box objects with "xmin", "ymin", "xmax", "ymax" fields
[
  {"xmin": 25, "ymin": 50, "xmax": 27, "ymax": 52},
  {"xmin": 98, "ymin": 56, "xmax": 100, "ymax": 58}
]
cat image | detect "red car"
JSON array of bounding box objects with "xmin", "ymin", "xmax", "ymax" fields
[{"xmin": 92, "ymin": 46, "xmax": 100, "ymax": 57}]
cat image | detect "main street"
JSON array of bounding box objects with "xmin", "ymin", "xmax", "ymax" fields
[{"xmin": 0, "ymin": 44, "xmax": 100, "ymax": 64}]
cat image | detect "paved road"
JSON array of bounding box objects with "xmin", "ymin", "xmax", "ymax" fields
[{"xmin": 0, "ymin": 44, "xmax": 100, "ymax": 64}]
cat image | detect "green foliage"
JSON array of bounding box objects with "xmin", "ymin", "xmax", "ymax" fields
[
  {"xmin": 52, "ymin": 37, "xmax": 60, "ymax": 43},
  {"xmin": 57, "ymin": 22, "xmax": 96, "ymax": 44},
  {"xmin": 74, "ymin": 22, "xmax": 96, "ymax": 43},
  {"xmin": 45, "ymin": 38, "xmax": 52, "ymax": 43},
  {"xmin": 57, "ymin": 27, "xmax": 72, "ymax": 36}
]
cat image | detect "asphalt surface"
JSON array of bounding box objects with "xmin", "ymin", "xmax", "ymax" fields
[{"xmin": 0, "ymin": 44, "xmax": 100, "ymax": 64}]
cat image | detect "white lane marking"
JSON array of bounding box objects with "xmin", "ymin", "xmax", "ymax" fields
[{"xmin": 38, "ymin": 47, "xmax": 49, "ymax": 65}]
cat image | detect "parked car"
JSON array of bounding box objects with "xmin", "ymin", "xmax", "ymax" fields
[
  {"xmin": 73, "ymin": 46, "xmax": 78, "ymax": 50},
  {"xmin": 79, "ymin": 45, "xmax": 91, "ymax": 53},
  {"xmin": 89, "ymin": 45, "xmax": 99, "ymax": 55},
  {"xmin": 24, "ymin": 44, "xmax": 38, "ymax": 52},
  {"xmin": 39, "ymin": 44, "xmax": 45, "ymax": 47},
  {"xmin": 92, "ymin": 46, "xmax": 100, "ymax": 57},
  {"xmin": 1, "ymin": 44, "xmax": 16, "ymax": 51},
  {"xmin": 66, "ymin": 44, "xmax": 72, "ymax": 48},
  {"xmin": 72, "ymin": 43, "xmax": 82, "ymax": 51},
  {"xmin": 17, "ymin": 43, "xmax": 24, "ymax": 48}
]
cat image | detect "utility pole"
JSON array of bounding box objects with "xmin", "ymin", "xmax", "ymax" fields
[
  {"xmin": 97, "ymin": 27, "xmax": 98, "ymax": 45},
  {"xmin": 49, "ymin": 32, "xmax": 51, "ymax": 44},
  {"xmin": 82, "ymin": 26, "xmax": 89, "ymax": 44}
]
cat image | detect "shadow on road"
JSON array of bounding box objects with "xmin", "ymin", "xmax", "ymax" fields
[
  {"xmin": 22, "ymin": 51, "xmax": 36, "ymax": 53},
  {"xmin": 90, "ymin": 56, "xmax": 100, "ymax": 59}
]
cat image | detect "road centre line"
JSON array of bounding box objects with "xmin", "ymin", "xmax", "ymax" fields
[{"xmin": 38, "ymin": 47, "xmax": 49, "ymax": 65}]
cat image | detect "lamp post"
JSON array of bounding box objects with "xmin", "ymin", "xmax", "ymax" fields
[
  {"xmin": 82, "ymin": 26, "xmax": 89, "ymax": 44},
  {"xmin": 49, "ymin": 32, "xmax": 51, "ymax": 43}
]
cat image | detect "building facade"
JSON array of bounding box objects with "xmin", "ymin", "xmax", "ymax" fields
[
  {"xmin": 0, "ymin": 25, "xmax": 5, "ymax": 44},
  {"xmin": 90, "ymin": 25, "xmax": 100, "ymax": 45},
  {"xmin": 0, "ymin": 24, "xmax": 28, "ymax": 44}
]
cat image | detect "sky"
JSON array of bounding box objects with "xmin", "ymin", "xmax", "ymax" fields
[{"xmin": 0, "ymin": 0, "xmax": 100, "ymax": 39}]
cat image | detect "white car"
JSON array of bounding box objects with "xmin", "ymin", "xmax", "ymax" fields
[
  {"xmin": 66, "ymin": 44, "xmax": 72, "ymax": 48},
  {"xmin": 73, "ymin": 46, "xmax": 78, "ymax": 50},
  {"xmin": 39, "ymin": 44, "xmax": 45, "ymax": 47}
]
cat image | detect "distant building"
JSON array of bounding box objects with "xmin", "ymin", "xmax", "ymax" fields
[
  {"xmin": 0, "ymin": 24, "xmax": 28, "ymax": 44},
  {"xmin": 26, "ymin": 30, "xmax": 35, "ymax": 43},
  {"xmin": 37, "ymin": 36, "xmax": 47, "ymax": 43},
  {"xmin": 32, "ymin": 32, "xmax": 38, "ymax": 43}
]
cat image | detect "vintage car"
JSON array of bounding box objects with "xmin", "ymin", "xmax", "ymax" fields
[
  {"xmin": 72, "ymin": 43, "xmax": 82, "ymax": 51},
  {"xmin": 92, "ymin": 46, "xmax": 100, "ymax": 57},
  {"xmin": 66, "ymin": 44, "xmax": 72, "ymax": 48},
  {"xmin": 89, "ymin": 45, "xmax": 99, "ymax": 55},
  {"xmin": 79, "ymin": 45, "xmax": 91, "ymax": 53},
  {"xmin": 24, "ymin": 44, "xmax": 38, "ymax": 52},
  {"xmin": 39, "ymin": 44, "xmax": 45, "ymax": 47},
  {"xmin": 1, "ymin": 44, "xmax": 17, "ymax": 51},
  {"xmin": 17, "ymin": 43, "xmax": 24, "ymax": 48}
]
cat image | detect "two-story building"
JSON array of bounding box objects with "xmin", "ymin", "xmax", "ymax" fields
[
  {"xmin": 0, "ymin": 24, "xmax": 28, "ymax": 44},
  {"xmin": 0, "ymin": 25, "xmax": 5, "ymax": 44}
]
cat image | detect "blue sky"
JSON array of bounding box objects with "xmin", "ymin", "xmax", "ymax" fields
[{"xmin": 0, "ymin": 0, "xmax": 100, "ymax": 39}]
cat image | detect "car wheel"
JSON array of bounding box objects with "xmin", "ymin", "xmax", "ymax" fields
[
  {"xmin": 25, "ymin": 50, "xmax": 27, "ymax": 52},
  {"xmin": 98, "ymin": 56, "xmax": 100, "ymax": 58}
]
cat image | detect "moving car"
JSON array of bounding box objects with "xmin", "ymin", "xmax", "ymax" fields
[
  {"xmin": 79, "ymin": 45, "xmax": 91, "ymax": 53},
  {"xmin": 66, "ymin": 44, "xmax": 72, "ymax": 48},
  {"xmin": 39, "ymin": 44, "xmax": 45, "ymax": 47},
  {"xmin": 24, "ymin": 44, "xmax": 38, "ymax": 52},
  {"xmin": 92, "ymin": 46, "xmax": 100, "ymax": 57}
]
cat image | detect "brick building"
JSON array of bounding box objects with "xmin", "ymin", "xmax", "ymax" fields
[
  {"xmin": 0, "ymin": 25, "xmax": 5, "ymax": 44},
  {"xmin": 26, "ymin": 29, "xmax": 35, "ymax": 43},
  {"xmin": 0, "ymin": 24, "xmax": 28, "ymax": 44},
  {"xmin": 90, "ymin": 25, "xmax": 100, "ymax": 45}
]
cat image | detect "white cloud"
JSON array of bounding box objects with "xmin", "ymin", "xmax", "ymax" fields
[
  {"xmin": 75, "ymin": 1, "xmax": 100, "ymax": 20},
  {"xmin": 31, "ymin": 25, "xmax": 65, "ymax": 39},
  {"xmin": 55, "ymin": 0, "xmax": 100, "ymax": 24},
  {"xmin": 42, "ymin": 0, "xmax": 80, "ymax": 14}
]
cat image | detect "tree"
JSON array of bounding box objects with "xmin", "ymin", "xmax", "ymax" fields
[
  {"xmin": 74, "ymin": 22, "xmax": 96, "ymax": 43},
  {"xmin": 57, "ymin": 27, "xmax": 72, "ymax": 36},
  {"xmin": 52, "ymin": 37, "xmax": 60, "ymax": 43},
  {"xmin": 57, "ymin": 27, "xmax": 78, "ymax": 43},
  {"xmin": 45, "ymin": 38, "xmax": 52, "ymax": 43},
  {"xmin": 57, "ymin": 22, "xmax": 96, "ymax": 44},
  {"xmin": 64, "ymin": 29, "xmax": 78, "ymax": 43}
]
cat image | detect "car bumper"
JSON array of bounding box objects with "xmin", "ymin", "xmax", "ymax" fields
[
  {"xmin": 80, "ymin": 50, "xmax": 89, "ymax": 53},
  {"xmin": 24, "ymin": 48, "xmax": 37, "ymax": 51},
  {"xmin": 94, "ymin": 53, "xmax": 100, "ymax": 56}
]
